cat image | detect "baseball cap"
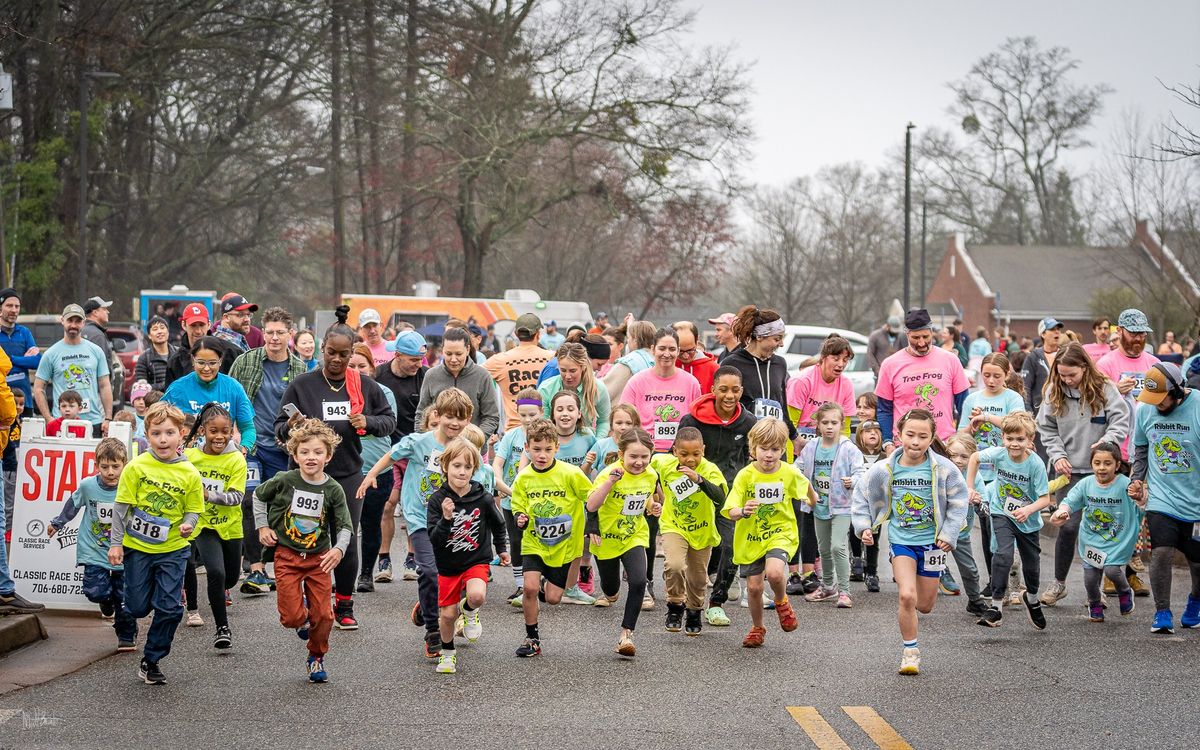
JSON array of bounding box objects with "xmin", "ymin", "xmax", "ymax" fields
[
  {"xmin": 130, "ymin": 380, "xmax": 153, "ymax": 402},
  {"xmin": 1138, "ymin": 362, "xmax": 1184, "ymax": 406},
  {"xmin": 220, "ymin": 294, "xmax": 258, "ymax": 315},
  {"xmin": 386, "ymin": 330, "xmax": 428, "ymax": 356},
  {"xmin": 1037, "ymin": 317, "xmax": 1064, "ymax": 336},
  {"xmin": 61, "ymin": 303, "xmax": 85, "ymax": 320},
  {"xmin": 707, "ymin": 313, "xmax": 735, "ymax": 326},
  {"xmin": 358, "ymin": 308, "xmax": 382, "ymax": 327},
  {"xmin": 596, "ymin": 311, "xmax": 609, "ymax": 319},
  {"xmin": 886, "ymin": 315, "xmax": 901, "ymax": 328},
  {"xmin": 467, "ymin": 323, "xmax": 485, "ymax": 337},
  {"xmin": 903, "ymin": 308, "xmax": 933, "ymax": 331},
  {"xmin": 546, "ymin": 319, "xmax": 558, "ymax": 327},
  {"xmin": 82, "ymin": 296, "xmax": 113, "ymax": 314},
  {"xmin": 1117, "ymin": 308, "xmax": 1153, "ymax": 334},
  {"xmin": 181, "ymin": 302, "xmax": 211, "ymax": 325},
  {"xmin": 514, "ymin": 313, "xmax": 542, "ymax": 335}
]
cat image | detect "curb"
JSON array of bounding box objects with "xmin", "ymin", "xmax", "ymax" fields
[{"xmin": 0, "ymin": 614, "xmax": 48, "ymax": 657}]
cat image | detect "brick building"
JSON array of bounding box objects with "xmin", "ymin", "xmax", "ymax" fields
[{"xmin": 925, "ymin": 220, "xmax": 1200, "ymax": 340}]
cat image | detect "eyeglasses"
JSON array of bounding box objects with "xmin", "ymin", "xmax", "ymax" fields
[
  {"xmin": 263, "ymin": 329, "xmax": 290, "ymax": 338},
  {"xmin": 679, "ymin": 347, "xmax": 696, "ymax": 355},
  {"xmin": 859, "ymin": 420, "xmax": 880, "ymax": 430},
  {"xmin": 194, "ymin": 359, "xmax": 221, "ymax": 369}
]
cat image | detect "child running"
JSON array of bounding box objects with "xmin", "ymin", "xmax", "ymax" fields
[
  {"xmin": 428, "ymin": 438, "xmax": 509, "ymax": 673},
  {"xmin": 966, "ymin": 411, "xmax": 1052, "ymax": 630},
  {"xmin": 796, "ymin": 402, "xmax": 864, "ymax": 607},
  {"xmin": 1050, "ymin": 442, "xmax": 1143, "ymax": 622},
  {"xmin": 510, "ymin": 418, "xmax": 593, "ymax": 657},
  {"xmin": 584, "ymin": 402, "xmax": 639, "ymax": 477},
  {"xmin": 943, "ymin": 432, "xmax": 990, "ymax": 617},
  {"xmin": 48, "ymin": 438, "xmax": 136, "ymax": 652},
  {"xmin": 653, "ymin": 426, "xmax": 727, "ymax": 636},
  {"xmin": 493, "ymin": 388, "xmax": 543, "ymax": 604},
  {"xmin": 548, "ymin": 390, "xmax": 597, "ymax": 604},
  {"xmin": 184, "ymin": 402, "xmax": 248, "ymax": 650},
  {"xmin": 722, "ymin": 418, "xmax": 815, "ymax": 648},
  {"xmin": 254, "ymin": 419, "xmax": 352, "ymax": 683},
  {"xmin": 108, "ymin": 402, "xmax": 205, "ymax": 685},
  {"xmin": 850, "ymin": 420, "xmax": 885, "ymax": 591},
  {"xmin": 587, "ymin": 428, "xmax": 661, "ymax": 656},
  {"xmin": 958, "ymin": 353, "xmax": 1025, "ymax": 450},
  {"xmin": 852, "ymin": 409, "xmax": 969, "ymax": 675}
]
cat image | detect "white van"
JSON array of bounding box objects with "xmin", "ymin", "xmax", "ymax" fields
[{"xmin": 781, "ymin": 325, "xmax": 874, "ymax": 398}]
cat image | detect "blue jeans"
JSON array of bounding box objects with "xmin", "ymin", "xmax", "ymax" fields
[
  {"xmin": 122, "ymin": 546, "xmax": 189, "ymax": 663},
  {"xmin": 408, "ymin": 528, "xmax": 439, "ymax": 635},
  {"xmin": 0, "ymin": 478, "xmax": 13, "ymax": 595},
  {"xmin": 82, "ymin": 564, "xmax": 137, "ymax": 641},
  {"xmin": 242, "ymin": 444, "xmax": 291, "ymax": 567}
]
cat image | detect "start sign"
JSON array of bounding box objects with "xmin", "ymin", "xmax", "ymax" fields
[{"xmin": 9, "ymin": 419, "xmax": 132, "ymax": 611}]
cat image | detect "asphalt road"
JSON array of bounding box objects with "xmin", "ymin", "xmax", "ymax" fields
[{"xmin": 1, "ymin": 533, "xmax": 1197, "ymax": 750}]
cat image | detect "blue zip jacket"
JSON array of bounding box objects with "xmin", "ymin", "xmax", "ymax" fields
[{"xmin": 0, "ymin": 324, "xmax": 41, "ymax": 403}]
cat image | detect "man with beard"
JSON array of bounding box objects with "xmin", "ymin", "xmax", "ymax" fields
[
  {"xmin": 1096, "ymin": 309, "xmax": 1159, "ymax": 459},
  {"xmin": 0, "ymin": 288, "xmax": 40, "ymax": 410},
  {"xmin": 874, "ymin": 308, "xmax": 970, "ymax": 444}
]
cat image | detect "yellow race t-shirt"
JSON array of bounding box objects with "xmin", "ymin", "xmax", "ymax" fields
[
  {"xmin": 116, "ymin": 451, "xmax": 205, "ymax": 554},
  {"xmin": 653, "ymin": 454, "xmax": 726, "ymax": 549},
  {"xmin": 186, "ymin": 447, "xmax": 247, "ymax": 541},
  {"xmin": 510, "ymin": 459, "xmax": 592, "ymax": 568},
  {"xmin": 591, "ymin": 463, "xmax": 659, "ymax": 561},
  {"xmin": 721, "ymin": 463, "xmax": 810, "ymax": 565}
]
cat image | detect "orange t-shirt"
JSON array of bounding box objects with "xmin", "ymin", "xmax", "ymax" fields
[{"xmin": 483, "ymin": 343, "xmax": 552, "ymax": 429}]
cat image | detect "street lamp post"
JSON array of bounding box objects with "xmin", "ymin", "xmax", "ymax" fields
[
  {"xmin": 76, "ymin": 69, "xmax": 120, "ymax": 302},
  {"xmin": 903, "ymin": 122, "xmax": 915, "ymax": 310}
]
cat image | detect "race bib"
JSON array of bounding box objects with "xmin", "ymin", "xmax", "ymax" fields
[
  {"xmin": 245, "ymin": 459, "xmax": 262, "ymax": 488},
  {"xmin": 621, "ymin": 493, "xmax": 649, "ymax": 516},
  {"xmin": 753, "ymin": 398, "xmax": 783, "ymax": 421},
  {"xmin": 534, "ymin": 514, "xmax": 571, "ymax": 546},
  {"xmin": 1082, "ymin": 546, "xmax": 1107, "ymax": 567},
  {"xmin": 95, "ymin": 503, "xmax": 114, "ymax": 525},
  {"xmin": 654, "ymin": 421, "xmax": 679, "ymax": 442},
  {"xmin": 1003, "ymin": 497, "xmax": 1025, "ymax": 516},
  {"xmin": 1121, "ymin": 371, "xmax": 1146, "ymax": 398},
  {"xmin": 128, "ymin": 508, "xmax": 170, "ymax": 544},
  {"xmin": 922, "ymin": 547, "xmax": 948, "ymax": 572},
  {"xmin": 201, "ymin": 478, "xmax": 223, "ymax": 497},
  {"xmin": 79, "ymin": 398, "xmax": 92, "ymax": 414},
  {"xmin": 322, "ymin": 400, "xmax": 351, "ymax": 421},
  {"xmin": 755, "ymin": 482, "xmax": 784, "ymax": 504},
  {"xmin": 978, "ymin": 461, "xmax": 997, "ymax": 483},
  {"xmin": 796, "ymin": 426, "xmax": 817, "ymax": 440},
  {"xmin": 426, "ymin": 450, "xmax": 444, "ymax": 474},
  {"xmin": 668, "ymin": 475, "xmax": 699, "ymax": 499},
  {"xmin": 290, "ymin": 489, "xmax": 325, "ymax": 517},
  {"xmin": 814, "ymin": 474, "xmax": 831, "ymax": 496},
  {"xmin": 1192, "ymin": 521, "xmax": 1200, "ymax": 541}
]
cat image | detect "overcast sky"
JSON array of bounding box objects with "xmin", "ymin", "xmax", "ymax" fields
[{"xmin": 682, "ymin": 0, "xmax": 1200, "ymax": 188}]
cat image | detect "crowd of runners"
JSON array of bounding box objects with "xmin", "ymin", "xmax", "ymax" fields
[{"xmin": 0, "ymin": 288, "xmax": 1198, "ymax": 683}]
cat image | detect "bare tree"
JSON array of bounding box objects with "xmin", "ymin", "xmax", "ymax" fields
[{"xmin": 733, "ymin": 182, "xmax": 825, "ymax": 324}]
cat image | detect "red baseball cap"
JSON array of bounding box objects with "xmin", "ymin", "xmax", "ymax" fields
[{"xmin": 181, "ymin": 303, "xmax": 211, "ymax": 325}]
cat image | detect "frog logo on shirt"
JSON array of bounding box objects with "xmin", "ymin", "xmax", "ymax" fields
[
  {"xmin": 674, "ymin": 492, "xmax": 701, "ymax": 524},
  {"xmin": 1086, "ymin": 507, "xmax": 1118, "ymax": 542},
  {"xmin": 753, "ymin": 502, "xmax": 777, "ymax": 523},
  {"xmin": 997, "ymin": 483, "xmax": 1024, "ymax": 504},
  {"xmin": 615, "ymin": 514, "xmax": 638, "ymax": 539},
  {"xmin": 914, "ymin": 382, "xmax": 939, "ymax": 409},
  {"xmin": 64, "ymin": 363, "xmax": 93, "ymax": 389},
  {"xmin": 530, "ymin": 500, "xmax": 560, "ymax": 519},
  {"xmin": 419, "ymin": 470, "xmax": 444, "ymax": 500},
  {"xmin": 146, "ymin": 490, "xmax": 177, "ymax": 516},
  {"xmin": 1153, "ymin": 436, "xmax": 1192, "ymax": 473},
  {"xmin": 892, "ymin": 492, "xmax": 928, "ymax": 525},
  {"xmin": 654, "ymin": 404, "xmax": 680, "ymax": 422}
]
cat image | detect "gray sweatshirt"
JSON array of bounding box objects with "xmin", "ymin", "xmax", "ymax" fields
[
  {"xmin": 414, "ymin": 357, "xmax": 501, "ymax": 438},
  {"xmin": 1036, "ymin": 381, "xmax": 1130, "ymax": 474}
]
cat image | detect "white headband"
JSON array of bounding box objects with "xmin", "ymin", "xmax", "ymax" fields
[{"xmin": 753, "ymin": 319, "xmax": 785, "ymax": 338}]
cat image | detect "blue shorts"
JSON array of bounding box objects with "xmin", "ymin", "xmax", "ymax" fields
[{"xmin": 890, "ymin": 543, "xmax": 942, "ymax": 578}]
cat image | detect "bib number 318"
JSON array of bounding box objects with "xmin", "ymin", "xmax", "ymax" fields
[{"xmin": 922, "ymin": 547, "xmax": 947, "ymax": 572}]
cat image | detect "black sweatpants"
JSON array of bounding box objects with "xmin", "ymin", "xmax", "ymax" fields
[{"xmin": 597, "ymin": 547, "xmax": 648, "ymax": 631}]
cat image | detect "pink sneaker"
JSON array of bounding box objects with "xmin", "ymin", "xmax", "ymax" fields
[
  {"xmin": 804, "ymin": 586, "xmax": 838, "ymax": 603},
  {"xmin": 578, "ymin": 578, "xmax": 594, "ymax": 596},
  {"xmin": 837, "ymin": 592, "xmax": 853, "ymax": 608}
]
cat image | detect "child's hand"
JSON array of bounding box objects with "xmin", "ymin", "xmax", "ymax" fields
[
  {"xmin": 883, "ymin": 442, "xmax": 896, "ymax": 457},
  {"xmin": 356, "ymin": 476, "xmax": 375, "ymax": 499},
  {"xmin": 610, "ymin": 467, "xmax": 624, "ymax": 482},
  {"xmin": 1049, "ymin": 508, "xmax": 1069, "ymax": 526},
  {"xmin": 441, "ymin": 497, "xmax": 455, "ymax": 520},
  {"xmin": 515, "ymin": 512, "xmax": 529, "ymax": 530},
  {"xmin": 679, "ymin": 466, "xmax": 699, "ymax": 482},
  {"xmin": 258, "ymin": 528, "xmax": 278, "ymax": 547},
  {"xmin": 860, "ymin": 530, "xmax": 874, "ymax": 547},
  {"xmin": 648, "ymin": 500, "xmax": 662, "ymax": 517},
  {"xmin": 970, "ymin": 406, "xmax": 982, "ymax": 418},
  {"xmin": 1127, "ymin": 480, "xmax": 1145, "ymax": 502},
  {"xmin": 935, "ymin": 539, "xmax": 953, "ymax": 552},
  {"xmin": 47, "ymin": 525, "xmax": 58, "ymax": 538},
  {"xmin": 180, "ymin": 523, "xmax": 194, "ymax": 538},
  {"xmin": 588, "ymin": 533, "xmax": 602, "ymax": 548},
  {"xmin": 741, "ymin": 498, "xmax": 759, "ymax": 516},
  {"xmin": 968, "ymin": 489, "xmax": 982, "ymax": 506},
  {"xmin": 108, "ymin": 545, "xmax": 124, "ymax": 566},
  {"xmin": 319, "ymin": 547, "xmax": 343, "ymax": 573},
  {"xmin": 499, "ymin": 552, "xmax": 511, "ymax": 566},
  {"xmin": 841, "ymin": 477, "xmax": 853, "ymax": 489},
  {"xmin": 584, "ymin": 451, "xmax": 596, "ymax": 466},
  {"xmin": 1011, "ymin": 506, "xmax": 1032, "ymax": 523}
]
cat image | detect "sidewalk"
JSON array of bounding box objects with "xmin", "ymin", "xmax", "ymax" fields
[{"xmin": 0, "ymin": 611, "xmax": 117, "ymax": 696}]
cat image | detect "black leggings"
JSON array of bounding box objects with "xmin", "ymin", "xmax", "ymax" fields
[
  {"xmin": 597, "ymin": 547, "xmax": 648, "ymax": 631},
  {"xmin": 1052, "ymin": 474, "xmax": 1087, "ymax": 582},
  {"xmin": 359, "ymin": 469, "xmax": 395, "ymax": 577},
  {"xmin": 504, "ymin": 508, "xmax": 524, "ymax": 561},
  {"xmin": 192, "ymin": 529, "xmax": 242, "ymax": 628},
  {"xmin": 645, "ymin": 515, "xmax": 659, "ymax": 581},
  {"xmin": 708, "ymin": 515, "xmax": 737, "ymax": 607},
  {"xmin": 333, "ymin": 474, "xmax": 364, "ymax": 598},
  {"xmin": 847, "ymin": 529, "xmax": 879, "ymax": 575},
  {"xmin": 793, "ymin": 508, "xmax": 817, "ymax": 565},
  {"xmin": 989, "ymin": 515, "xmax": 1040, "ymax": 598}
]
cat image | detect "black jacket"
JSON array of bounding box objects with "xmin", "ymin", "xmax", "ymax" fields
[
  {"xmin": 678, "ymin": 393, "xmax": 757, "ymax": 486},
  {"xmin": 1021, "ymin": 346, "xmax": 1053, "ymax": 413},
  {"xmin": 720, "ymin": 346, "xmax": 795, "ymax": 439},
  {"xmin": 428, "ymin": 480, "xmax": 507, "ymax": 575}
]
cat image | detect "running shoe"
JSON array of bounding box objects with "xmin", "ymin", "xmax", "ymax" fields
[
  {"xmin": 240, "ymin": 570, "xmax": 273, "ymax": 595},
  {"xmin": 214, "ymin": 625, "xmax": 233, "ymax": 649},
  {"xmin": 307, "ymin": 655, "xmax": 327, "ymax": 683},
  {"xmin": 374, "ymin": 557, "xmax": 393, "ymax": 583},
  {"xmin": 1129, "ymin": 553, "xmax": 1147, "ymax": 573},
  {"xmin": 491, "ymin": 555, "xmax": 501, "ymax": 566},
  {"xmin": 436, "ymin": 651, "xmax": 457, "ymax": 674},
  {"xmin": 898, "ymin": 647, "xmax": 920, "ymax": 676},
  {"xmin": 1023, "ymin": 594, "xmax": 1047, "ymax": 630},
  {"xmin": 1088, "ymin": 602, "xmax": 1105, "ymax": 622},
  {"xmin": 939, "ymin": 570, "xmax": 961, "ymax": 596},
  {"xmin": 1152, "ymin": 609, "xmax": 1174, "ymax": 634},
  {"xmin": 99, "ymin": 599, "xmax": 115, "ymax": 618},
  {"xmin": 966, "ymin": 599, "xmax": 989, "ymax": 617},
  {"xmin": 356, "ymin": 574, "xmax": 375, "ymax": 593},
  {"xmin": 615, "ymin": 632, "xmax": 636, "ymax": 657},
  {"xmin": 1103, "ymin": 576, "xmax": 1117, "ymax": 596},
  {"xmin": 411, "ymin": 601, "xmax": 424, "ymax": 627},
  {"xmin": 225, "ymin": 590, "xmax": 233, "ymax": 607},
  {"xmin": 515, "ymin": 637, "xmax": 541, "ymax": 657},
  {"xmin": 741, "ymin": 625, "xmax": 766, "ymax": 648},
  {"xmin": 562, "ymin": 585, "xmax": 596, "ymax": 605},
  {"xmin": 665, "ymin": 604, "xmax": 684, "ymax": 632},
  {"xmin": 804, "ymin": 586, "xmax": 838, "ymax": 603},
  {"xmin": 836, "ymin": 592, "xmax": 853, "ymax": 609},
  {"xmin": 776, "ymin": 598, "xmax": 798, "ymax": 632},
  {"xmin": 726, "ymin": 576, "xmax": 741, "ymax": 601},
  {"xmin": 705, "ymin": 606, "xmax": 730, "ymax": 626},
  {"xmin": 116, "ymin": 639, "xmax": 137, "ymax": 653},
  {"xmin": 578, "ymin": 577, "xmax": 595, "ymax": 596},
  {"xmin": 424, "ymin": 631, "xmax": 442, "ymax": 658},
  {"xmin": 461, "ymin": 607, "xmax": 483, "ymax": 642},
  {"xmin": 765, "ymin": 597, "xmax": 776, "ymax": 611},
  {"xmin": 1129, "ymin": 573, "xmax": 1150, "ymax": 597},
  {"xmin": 186, "ymin": 611, "xmax": 203, "ymax": 627},
  {"xmin": 1005, "ymin": 587, "xmax": 1025, "ymax": 608},
  {"xmin": 402, "ymin": 555, "xmax": 419, "ymax": 581},
  {"xmin": 684, "ymin": 608, "xmax": 702, "ymax": 636},
  {"xmin": 1039, "ymin": 580, "xmax": 1067, "ymax": 606},
  {"xmin": 593, "ymin": 594, "xmax": 618, "ymax": 607},
  {"xmin": 335, "ymin": 604, "xmax": 359, "ymax": 631},
  {"xmin": 865, "ymin": 574, "xmax": 880, "ymax": 593},
  {"xmin": 139, "ymin": 658, "xmax": 166, "ymax": 685},
  {"xmin": 738, "ymin": 588, "xmax": 749, "ymax": 608},
  {"xmin": 641, "ymin": 584, "xmax": 656, "ymax": 611},
  {"xmin": 296, "ymin": 619, "xmax": 310, "ymax": 640},
  {"xmin": 507, "ymin": 588, "xmax": 524, "ymax": 606},
  {"xmin": 784, "ymin": 572, "xmax": 804, "ymax": 595},
  {"xmin": 800, "ymin": 573, "xmax": 821, "ymax": 595},
  {"xmin": 850, "ymin": 557, "xmax": 865, "ymax": 582},
  {"xmin": 1182, "ymin": 595, "xmax": 1200, "ymax": 628},
  {"xmin": 1119, "ymin": 590, "xmax": 1136, "ymax": 616},
  {"xmin": 977, "ymin": 606, "xmax": 1003, "ymax": 627}
]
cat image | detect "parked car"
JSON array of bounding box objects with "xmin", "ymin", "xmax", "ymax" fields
[
  {"xmin": 15, "ymin": 314, "xmax": 64, "ymax": 349},
  {"xmin": 791, "ymin": 343, "xmax": 877, "ymax": 399},
  {"xmin": 780, "ymin": 325, "xmax": 870, "ymax": 371},
  {"xmin": 15, "ymin": 313, "xmax": 129, "ymax": 409},
  {"xmin": 107, "ymin": 322, "xmax": 145, "ymax": 405}
]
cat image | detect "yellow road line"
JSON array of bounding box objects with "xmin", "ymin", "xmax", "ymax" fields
[
  {"xmin": 787, "ymin": 706, "xmax": 852, "ymax": 750},
  {"xmin": 842, "ymin": 706, "xmax": 914, "ymax": 750}
]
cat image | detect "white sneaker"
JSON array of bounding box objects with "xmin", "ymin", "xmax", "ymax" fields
[
  {"xmin": 727, "ymin": 577, "xmax": 742, "ymax": 601},
  {"xmin": 186, "ymin": 611, "xmax": 203, "ymax": 627},
  {"xmin": 1039, "ymin": 580, "xmax": 1067, "ymax": 607},
  {"xmin": 739, "ymin": 587, "xmax": 749, "ymax": 608},
  {"xmin": 899, "ymin": 647, "xmax": 920, "ymax": 675},
  {"xmin": 462, "ymin": 608, "xmax": 482, "ymax": 642},
  {"xmin": 641, "ymin": 584, "xmax": 656, "ymax": 611},
  {"xmin": 435, "ymin": 651, "xmax": 457, "ymax": 674},
  {"xmin": 562, "ymin": 585, "xmax": 596, "ymax": 605}
]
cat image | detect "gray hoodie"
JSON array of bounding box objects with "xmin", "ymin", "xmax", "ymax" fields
[
  {"xmin": 1036, "ymin": 381, "xmax": 1130, "ymax": 474},
  {"xmin": 414, "ymin": 357, "xmax": 501, "ymax": 438}
]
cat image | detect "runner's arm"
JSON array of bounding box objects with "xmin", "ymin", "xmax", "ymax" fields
[
  {"xmin": 876, "ymin": 396, "xmax": 894, "ymax": 442},
  {"xmin": 1130, "ymin": 443, "xmax": 1148, "ymax": 483}
]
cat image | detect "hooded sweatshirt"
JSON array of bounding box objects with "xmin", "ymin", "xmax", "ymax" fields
[
  {"xmin": 678, "ymin": 392, "xmax": 757, "ymax": 486},
  {"xmin": 427, "ymin": 479, "xmax": 507, "ymax": 575},
  {"xmin": 414, "ymin": 357, "xmax": 501, "ymax": 439},
  {"xmin": 721, "ymin": 346, "xmax": 796, "ymax": 439},
  {"xmin": 678, "ymin": 351, "xmax": 719, "ymax": 394},
  {"xmin": 1035, "ymin": 380, "xmax": 1130, "ymax": 474}
]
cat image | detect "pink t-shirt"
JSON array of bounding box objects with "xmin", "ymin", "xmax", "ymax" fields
[
  {"xmin": 786, "ymin": 365, "xmax": 856, "ymax": 435},
  {"xmin": 875, "ymin": 346, "xmax": 970, "ymax": 441},
  {"xmin": 367, "ymin": 340, "xmax": 391, "ymax": 367},
  {"xmin": 620, "ymin": 368, "xmax": 701, "ymax": 451},
  {"xmin": 1083, "ymin": 342, "xmax": 1111, "ymax": 363},
  {"xmin": 1096, "ymin": 348, "xmax": 1159, "ymax": 458}
]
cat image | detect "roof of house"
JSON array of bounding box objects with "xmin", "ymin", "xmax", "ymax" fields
[{"xmin": 965, "ymin": 243, "xmax": 1163, "ymax": 318}]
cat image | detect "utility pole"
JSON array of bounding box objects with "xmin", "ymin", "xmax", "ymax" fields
[
  {"xmin": 903, "ymin": 122, "xmax": 914, "ymax": 310},
  {"xmin": 920, "ymin": 200, "xmax": 927, "ymax": 306}
]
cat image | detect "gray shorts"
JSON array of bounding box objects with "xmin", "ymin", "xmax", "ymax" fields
[{"xmin": 742, "ymin": 548, "xmax": 790, "ymax": 577}]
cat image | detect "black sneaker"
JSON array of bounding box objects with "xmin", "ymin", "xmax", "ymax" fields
[
  {"xmin": 99, "ymin": 599, "xmax": 116, "ymax": 618},
  {"xmin": 138, "ymin": 658, "xmax": 166, "ymax": 685},
  {"xmin": 801, "ymin": 573, "xmax": 821, "ymax": 594},
  {"xmin": 0, "ymin": 591, "xmax": 45, "ymax": 614},
  {"xmin": 864, "ymin": 574, "xmax": 880, "ymax": 593},
  {"xmin": 977, "ymin": 606, "xmax": 1003, "ymax": 628},
  {"xmin": 356, "ymin": 574, "xmax": 375, "ymax": 593},
  {"xmin": 784, "ymin": 572, "xmax": 804, "ymax": 595},
  {"xmin": 684, "ymin": 608, "xmax": 702, "ymax": 636},
  {"xmin": 213, "ymin": 625, "xmax": 232, "ymax": 649},
  {"xmin": 665, "ymin": 603, "xmax": 684, "ymax": 632},
  {"xmin": 1024, "ymin": 594, "xmax": 1047, "ymax": 630},
  {"xmin": 424, "ymin": 630, "xmax": 442, "ymax": 658},
  {"xmin": 966, "ymin": 598, "xmax": 990, "ymax": 617},
  {"xmin": 116, "ymin": 638, "xmax": 137, "ymax": 653},
  {"xmin": 850, "ymin": 557, "xmax": 865, "ymax": 582},
  {"xmin": 515, "ymin": 637, "xmax": 542, "ymax": 657}
]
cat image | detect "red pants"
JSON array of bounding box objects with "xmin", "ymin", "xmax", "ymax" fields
[{"xmin": 274, "ymin": 546, "xmax": 334, "ymax": 657}]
